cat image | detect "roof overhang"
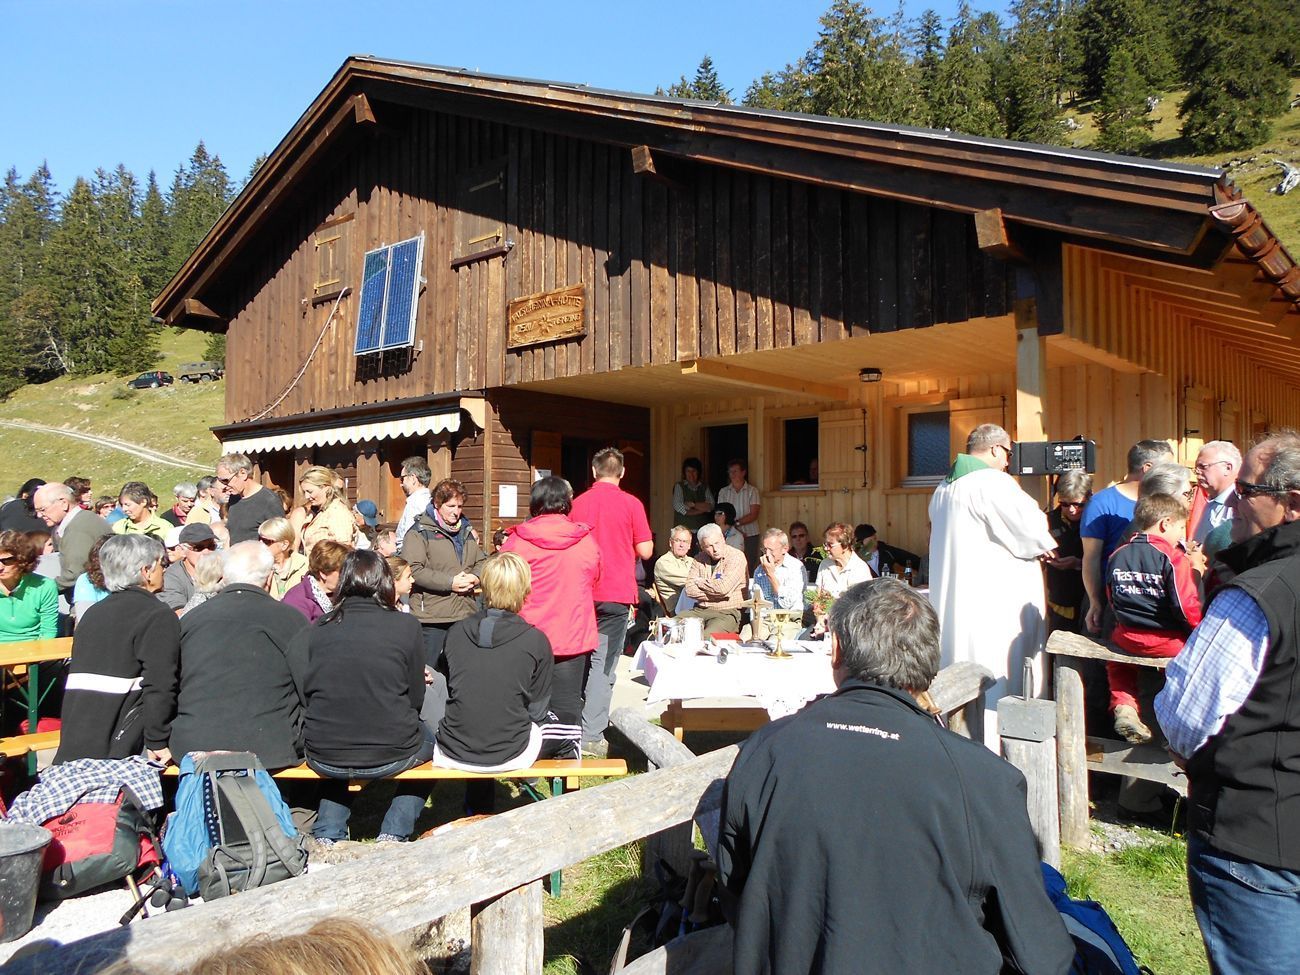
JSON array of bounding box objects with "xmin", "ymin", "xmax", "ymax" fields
[
  {"xmin": 211, "ymin": 393, "xmax": 485, "ymax": 455},
  {"xmin": 155, "ymin": 56, "xmax": 1294, "ymax": 329}
]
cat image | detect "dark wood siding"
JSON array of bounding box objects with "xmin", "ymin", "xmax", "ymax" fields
[{"xmin": 217, "ymin": 110, "xmax": 1014, "ymax": 425}]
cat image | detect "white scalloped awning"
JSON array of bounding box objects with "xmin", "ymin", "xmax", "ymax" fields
[{"xmin": 221, "ymin": 404, "xmax": 471, "ymax": 455}]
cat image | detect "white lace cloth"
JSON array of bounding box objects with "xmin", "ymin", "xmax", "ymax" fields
[{"xmin": 632, "ymin": 641, "xmax": 837, "ymax": 719}]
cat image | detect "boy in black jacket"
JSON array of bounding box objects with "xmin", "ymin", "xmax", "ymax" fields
[{"xmin": 435, "ymin": 552, "xmax": 553, "ymax": 811}]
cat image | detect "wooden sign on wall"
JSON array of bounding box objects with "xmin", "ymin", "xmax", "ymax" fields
[{"xmin": 507, "ymin": 284, "xmax": 586, "ymax": 349}]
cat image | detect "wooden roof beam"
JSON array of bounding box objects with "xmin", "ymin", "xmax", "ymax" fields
[
  {"xmin": 630, "ymin": 145, "xmax": 683, "ymax": 189},
  {"xmin": 679, "ymin": 359, "xmax": 854, "ymax": 402},
  {"xmin": 975, "ymin": 208, "xmax": 1026, "ymax": 262}
]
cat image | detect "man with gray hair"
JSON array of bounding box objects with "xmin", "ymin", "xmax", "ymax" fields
[
  {"xmin": 167, "ymin": 540, "xmax": 309, "ymax": 771},
  {"xmin": 749, "ymin": 526, "xmax": 806, "ymax": 612},
  {"xmin": 1191, "ymin": 439, "xmax": 1242, "ymax": 545},
  {"xmin": 1155, "ymin": 432, "xmax": 1300, "ymax": 972},
  {"xmin": 719, "ymin": 578, "xmax": 1074, "ymax": 974},
  {"xmin": 33, "ymin": 481, "xmax": 111, "ymax": 593},
  {"xmin": 928, "ymin": 423, "xmax": 1056, "ymax": 750},
  {"xmin": 677, "ymin": 522, "xmax": 749, "ymax": 636},
  {"xmin": 395, "ymin": 455, "xmax": 433, "ymax": 554},
  {"xmin": 55, "ymin": 534, "xmax": 179, "ymax": 763},
  {"xmin": 215, "ymin": 452, "xmax": 284, "ymax": 545}
]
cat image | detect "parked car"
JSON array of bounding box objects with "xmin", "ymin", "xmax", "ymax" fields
[
  {"xmin": 178, "ymin": 360, "xmax": 224, "ymax": 383},
  {"xmin": 126, "ymin": 371, "xmax": 174, "ymax": 389}
]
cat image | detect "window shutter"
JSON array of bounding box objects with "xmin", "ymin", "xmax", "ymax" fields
[
  {"xmin": 453, "ymin": 161, "xmax": 506, "ymax": 263},
  {"xmin": 313, "ymin": 215, "xmax": 352, "ymax": 300},
  {"xmin": 819, "ymin": 409, "xmax": 866, "ymax": 490}
]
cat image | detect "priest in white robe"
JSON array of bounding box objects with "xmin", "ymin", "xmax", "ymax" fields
[{"xmin": 928, "ymin": 423, "xmax": 1056, "ymax": 751}]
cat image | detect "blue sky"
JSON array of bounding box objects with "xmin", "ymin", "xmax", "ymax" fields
[{"xmin": 4, "ymin": 0, "xmax": 1006, "ymax": 194}]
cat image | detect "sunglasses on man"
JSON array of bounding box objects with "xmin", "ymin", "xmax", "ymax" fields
[{"xmin": 1236, "ymin": 479, "xmax": 1292, "ymax": 500}]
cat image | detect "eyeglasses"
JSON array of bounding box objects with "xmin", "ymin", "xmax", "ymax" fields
[
  {"xmin": 1236, "ymin": 479, "xmax": 1291, "ymax": 500},
  {"xmin": 34, "ymin": 501, "xmax": 64, "ymax": 515},
  {"xmin": 1059, "ymin": 501, "xmax": 1086, "ymax": 509},
  {"xmin": 215, "ymin": 477, "xmax": 232, "ymax": 487},
  {"xmin": 1195, "ymin": 460, "xmax": 1230, "ymax": 473}
]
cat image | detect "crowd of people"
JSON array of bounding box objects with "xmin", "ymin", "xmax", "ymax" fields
[{"xmin": 4, "ymin": 423, "xmax": 1296, "ymax": 974}]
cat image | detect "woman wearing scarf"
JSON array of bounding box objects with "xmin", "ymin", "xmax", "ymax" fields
[
  {"xmin": 403, "ymin": 478, "xmax": 484, "ymax": 734},
  {"xmin": 283, "ymin": 539, "xmax": 351, "ymax": 624}
]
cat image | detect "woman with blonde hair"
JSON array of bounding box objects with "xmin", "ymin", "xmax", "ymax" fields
[
  {"xmin": 179, "ymin": 550, "xmax": 226, "ymax": 616},
  {"xmin": 260, "ymin": 516, "xmax": 309, "ymax": 599},
  {"xmin": 435, "ymin": 552, "xmax": 553, "ymax": 811},
  {"xmin": 290, "ymin": 466, "xmax": 354, "ymax": 555}
]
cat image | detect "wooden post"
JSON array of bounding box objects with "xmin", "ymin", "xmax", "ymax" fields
[
  {"xmin": 1002, "ymin": 737, "xmax": 1061, "ymax": 868},
  {"xmin": 1054, "ymin": 656, "xmax": 1090, "ymax": 848},
  {"xmin": 1015, "ymin": 301, "xmax": 1049, "ymax": 506},
  {"xmin": 470, "ymin": 880, "xmax": 543, "ymax": 975},
  {"xmin": 611, "ymin": 708, "xmax": 701, "ymax": 879}
]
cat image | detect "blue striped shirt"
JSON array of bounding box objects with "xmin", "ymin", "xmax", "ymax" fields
[{"xmin": 1154, "ymin": 587, "xmax": 1271, "ymax": 759}]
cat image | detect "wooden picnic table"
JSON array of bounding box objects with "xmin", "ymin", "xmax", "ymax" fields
[{"xmin": 0, "ymin": 637, "xmax": 72, "ymax": 772}]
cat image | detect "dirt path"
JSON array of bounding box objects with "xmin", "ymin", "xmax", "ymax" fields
[{"xmin": 0, "ymin": 419, "xmax": 205, "ymax": 469}]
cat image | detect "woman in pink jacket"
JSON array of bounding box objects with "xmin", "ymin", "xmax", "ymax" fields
[{"xmin": 500, "ymin": 476, "xmax": 601, "ymax": 759}]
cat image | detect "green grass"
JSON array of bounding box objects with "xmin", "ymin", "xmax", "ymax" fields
[
  {"xmin": 1063, "ymin": 79, "xmax": 1300, "ymax": 251},
  {"xmin": 0, "ymin": 328, "xmax": 223, "ymax": 498},
  {"xmin": 1062, "ymin": 834, "xmax": 1208, "ymax": 975}
]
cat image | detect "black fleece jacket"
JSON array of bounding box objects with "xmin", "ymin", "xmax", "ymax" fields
[
  {"xmin": 436, "ymin": 607, "xmax": 553, "ymax": 766},
  {"xmin": 298, "ymin": 597, "xmax": 426, "ymax": 768}
]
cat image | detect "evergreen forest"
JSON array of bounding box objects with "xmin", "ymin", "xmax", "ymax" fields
[{"xmin": 2, "ymin": 0, "xmax": 1297, "ymax": 402}]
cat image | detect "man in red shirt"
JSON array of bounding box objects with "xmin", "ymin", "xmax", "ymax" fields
[{"xmin": 572, "ymin": 447, "xmax": 654, "ymax": 756}]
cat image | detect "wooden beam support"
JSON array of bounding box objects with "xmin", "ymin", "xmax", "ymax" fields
[
  {"xmin": 352, "ymin": 91, "xmax": 377, "ymax": 126},
  {"xmin": 1014, "ymin": 302, "xmax": 1049, "ymax": 505},
  {"xmin": 631, "ymin": 144, "xmax": 682, "ymax": 189},
  {"xmin": 974, "ymin": 208, "xmax": 1026, "ymax": 262},
  {"xmin": 183, "ymin": 298, "xmax": 225, "ymax": 321},
  {"xmin": 679, "ymin": 358, "xmax": 854, "ymax": 402},
  {"xmin": 470, "ymin": 881, "xmax": 543, "ymax": 975}
]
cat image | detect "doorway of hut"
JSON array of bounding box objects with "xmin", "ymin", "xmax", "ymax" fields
[
  {"xmin": 705, "ymin": 423, "xmax": 749, "ymax": 498},
  {"xmin": 530, "ymin": 431, "xmax": 650, "ymax": 509}
]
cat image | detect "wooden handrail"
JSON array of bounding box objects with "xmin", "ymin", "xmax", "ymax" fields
[
  {"xmin": 4, "ymin": 747, "xmax": 739, "ymax": 975},
  {"xmin": 11, "ymin": 662, "xmax": 992, "ymax": 974}
]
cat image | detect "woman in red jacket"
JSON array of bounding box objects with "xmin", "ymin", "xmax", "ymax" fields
[{"xmin": 500, "ymin": 476, "xmax": 600, "ymax": 759}]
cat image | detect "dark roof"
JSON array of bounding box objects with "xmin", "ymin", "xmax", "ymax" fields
[{"xmin": 154, "ymin": 55, "xmax": 1292, "ymax": 324}]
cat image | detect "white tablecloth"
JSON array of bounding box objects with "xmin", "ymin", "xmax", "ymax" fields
[{"xmin": 632, "ymin": 640, "xmax": 837, "ymax": 720}]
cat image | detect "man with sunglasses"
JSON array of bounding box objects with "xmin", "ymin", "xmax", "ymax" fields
[
  {"xmin": 1156, "ymin": 432, "xmax": 1300, "ymax": 974},
  {"xmin": 215, "ymin": 453, "xmax": 284, "ymax": 545},
  {"xmin": 928, "ymin": 423, "xmax": 1057, "ymax": 751},
  {"xmin": 158, "ymin": 523, "xmax": 218, "ymax": 611}
]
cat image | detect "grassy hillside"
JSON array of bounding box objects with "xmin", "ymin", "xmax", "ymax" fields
[
  {"xmin": 1062, "ymin": 80, "xmax": 1300, "ymax": 250},
  {"xmin": 0, "ymin": 329, "xmax": 223, "ymax": 500}
]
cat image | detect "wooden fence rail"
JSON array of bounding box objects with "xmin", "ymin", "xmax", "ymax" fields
[{"xmin": 5, "ymin": 661, "xmax": 991, "ymax": 975}]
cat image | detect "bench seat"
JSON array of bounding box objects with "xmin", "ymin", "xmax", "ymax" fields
[{"xmin": 0, "ymin": 730, "xmax": 61, "ymax": 759}]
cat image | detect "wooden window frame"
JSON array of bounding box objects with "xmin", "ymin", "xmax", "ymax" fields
[
  {"xmin": 896, "ymin": 401, "xmax": 951, "ymax": 490},
  {"xmin": 766, "ymin": 411, "xmax": 821, "ymax": 492},
  {"xmin": 312, "ymin": 213, "xmax": 354, "ymax": 304}
]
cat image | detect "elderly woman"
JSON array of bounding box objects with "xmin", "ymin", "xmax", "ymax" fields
[
  {"xmin": 1140, "ymin": 462, "xmax": 1193, "ymax": 503},
  {"xmin": 298, "ymin": 550, "xmax": 431, "ymax": 844},
  {"xmin": 403, "ymin": 479, "xmax": 484, "ymax": 661},
  {"xmin": 180, "ymin": 550, "xmax": 226, "ymax": 616},
  {"xmin": 55, "ymin": 534, "xmax": 179, "ymax": 763},
  {"xmin": 809, "ymin": 522, "xmax": 874, "ymax": 635},
  {"xmin": 282, "ymin": 539, "xmax": 350, "ymax": 624},
  {"xmin": 162, "ymin": 482, "xmax": 198, "ymax": 527},
  {"xmin": 291, "ymin": 466, "xmax": 355, "ymax": 555},
  {"xmin": 500, "ymin": 476, "xmax": 600, "ymax": 759},
  {"xmin": 0, "ymin": 530, "xmax": 59, "ymax": 643},
  {"xmin": 260, "ymin": 516, "xmax": 309, "ymax": 599},
  {"xmin": 72, "ymin": 535, "xmax": 112, "ymax": 624},
  {"xmin": 1045, "ymin": 470, "xmax": 1093, "ymax": 635},
  {"xmin": 113, "ymin": 481, "xmax": 171, "ymax": 540}
]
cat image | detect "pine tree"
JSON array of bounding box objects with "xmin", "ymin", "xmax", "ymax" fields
[
  {"xmin": 930, "ymin": 1, "xmax": 1001, "ymax": 136},
  {"xmin": 743, "ymin": 60, "xmax": 814, "ymax": 112},
  {"xmin": 43, "ymin": 178, "xmax": 106, "ymax": 374},
  {"xmin": 167, "ymin": 141, "xmax": 232, "ymax": 272},
  {"xmin": 137, "ymin": 171, "xmax": 170, "ymax": 298},
  {"xmin": 203, "ymin": 332, "xmax": 227, "ymax": 363},
  {"xmin": 664, "ymin": 55, "xmax": 733, "ymax": 104},
  {"xmin": 914, "ymin": 8, "xmax": 945, "ymax": 121},
  {"xmin": 1, "ymin": 164, "xmax": 61, "ymax": 382},
  {"xmin": 1094, "ymin": 45, "xmax": 1153, "ymax": 153},
  {"xmin": 1075, "ymin": 0, "xmax": 1175, "ymax": 100},
  {"xmin": 808, "ymin": 0, "xmax": 923, "ymax": 125},
  {"xmin": 1179, "ymin": 0, "xmax": 1289, "ymax": 152},
  {"xmin": 1002, "ymin": 0, "xmax": 1063, "ymax": 144}
]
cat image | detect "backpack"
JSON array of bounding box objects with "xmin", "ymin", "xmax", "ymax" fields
[
  {"xmin": 1042, "ymin": 863, "xmax": 1153, "ymax": 975},
  {"xmin": 162, "ymin": 751, "xmax": 307, "ymax": 900},
  {"xmin": 39, "ymin": 789, "xmax": 160, "ymax": 900}
]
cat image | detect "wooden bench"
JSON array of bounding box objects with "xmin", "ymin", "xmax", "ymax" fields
[
  {"xmin": 0, "ymin": 637, "xmax": 73, "ymax": 773},
  {"xmin": 1046, "ymin": 629, "xmax": 1186, "ymax": 847},
  {"xmin": 0, "ymin": 729, "xmax": 61, "ymax": 759}
]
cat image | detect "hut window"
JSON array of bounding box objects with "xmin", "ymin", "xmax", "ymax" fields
[
  {"xmin": 906, "ymin": 409, "xmax": 950, "ymax": 480},
  {"xmin": 313, "ymin": 214, "xmax": 352, "ymax": 302},
  {"xmin": 781, "ymin": 417, "xmax": 820, "ymax": 487}
]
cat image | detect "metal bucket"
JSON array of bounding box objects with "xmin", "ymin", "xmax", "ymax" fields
[{"xmin": 0, "ymin": 822, "xmax": 51, "ymax": 943}]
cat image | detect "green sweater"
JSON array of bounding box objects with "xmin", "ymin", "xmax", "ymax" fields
[{"xmin": 0, "ymin": 573, "xmax": 59, "ymax": 642}]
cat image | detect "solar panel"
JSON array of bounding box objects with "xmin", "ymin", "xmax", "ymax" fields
[
  {"xmin": 380, "ymin": 234, "xmax": 423, "ymax": 350},
  {"xmin": 353, "ymin": 248, "xmax": 389, "ymax": 355}
]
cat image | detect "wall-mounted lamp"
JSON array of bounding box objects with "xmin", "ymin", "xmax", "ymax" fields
[{"xmin": 858, "ymin": 367, "xmax": 883, "ymax": 383}]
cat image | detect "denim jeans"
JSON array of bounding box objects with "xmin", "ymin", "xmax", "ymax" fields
[
  {"xmin": 309, "ymin": 736, "xmax": 435, "ymax": 842},
  {"xmin": 1188, "ymin": 832, "xmax": 1300, "ymax": 975}
]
